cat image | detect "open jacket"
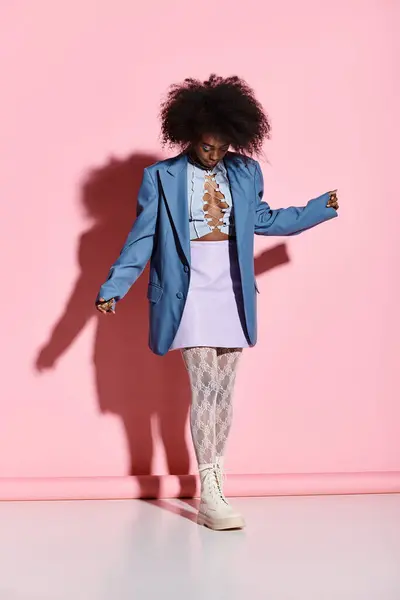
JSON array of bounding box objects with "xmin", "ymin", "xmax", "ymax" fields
[{"xmin": 98, "ymin": 152, "xmax": 337, "ymax": 355}]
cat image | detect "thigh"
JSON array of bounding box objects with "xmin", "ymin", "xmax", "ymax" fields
[
  {"xmin": 182, "ymin": 347, "xmax": 219, "ymax": 382},
  {"xmin": 216, "ymin": 348, "xmax": 243, "ymax": 370}
]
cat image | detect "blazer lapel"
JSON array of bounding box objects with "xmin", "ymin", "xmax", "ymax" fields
[
  {"xmin": 225, "ymin": 154, "xmax": 251, "ymax": 245},
  {"xmin": 158, "ymin": 153, "xmax": 252, "ymax": 265},
  {"xmin": 158, "ymin": 154, "xmax": 190, "ymax": 266}
]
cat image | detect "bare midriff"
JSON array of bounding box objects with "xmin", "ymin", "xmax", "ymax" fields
[{"xmin": 193, "ymin": 231, "xmax": 230, "ymax": 242}]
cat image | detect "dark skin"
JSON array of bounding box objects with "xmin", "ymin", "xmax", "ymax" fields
[
  {"xmin": 190, "ymin": 134, "xmax": 232, "ymax": 243},
  {"xmin": 96, "ymin": 133, "xmax": 339, "ymax": 314}
]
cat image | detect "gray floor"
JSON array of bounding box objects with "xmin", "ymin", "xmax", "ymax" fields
[{"xmin": 0, "ymin": 494, "xmax": 399, "ymax": 599}]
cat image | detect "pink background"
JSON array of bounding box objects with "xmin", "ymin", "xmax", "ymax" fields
[{"xmin": 1, "ymin": 0, "xmax": 399, "ymax": 498}]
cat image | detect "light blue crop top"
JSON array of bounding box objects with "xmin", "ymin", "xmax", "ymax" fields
[{"xmin": 187, "ymin": 160, "xmax": 235, "ymax": 240}]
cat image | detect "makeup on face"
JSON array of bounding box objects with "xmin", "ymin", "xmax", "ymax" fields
[{"xmin": 192, "ymin": 134, "xmax": 230, "ymax": 169}]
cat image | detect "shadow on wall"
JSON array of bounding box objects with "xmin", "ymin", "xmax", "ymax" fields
[{"xmin": 35, "ymin": 152, "xmax": 290, "ymax": 498}]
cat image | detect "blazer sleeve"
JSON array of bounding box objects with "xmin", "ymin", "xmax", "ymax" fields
[
  {"xmin": 254, "ymin": 162, "xmax": 338, "ymax": 236},
  {"xmin": 97, "ymin": 168, "xmax": 158, "ymax": 302}
]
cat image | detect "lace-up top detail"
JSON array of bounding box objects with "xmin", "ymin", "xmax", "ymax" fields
[{"xmin": 188, "ymin": 161, "xmax": 234, "ymax": 240}]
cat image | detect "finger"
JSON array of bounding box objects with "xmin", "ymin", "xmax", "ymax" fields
[
  {"xmin": 97, "ymin": 303, "xmax": 109, "ymax": 314},
  {"xmin": 99, "ymin": 299, "xmax": 112, "ymax": 309},
  {"xmin": 96, "ymin": 297, "xmax": 115, "ymax": 314}
]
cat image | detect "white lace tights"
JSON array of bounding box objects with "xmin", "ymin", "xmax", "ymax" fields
[{"xmin": 182, "ymin": 347, "xmax": 242, "ymax": 465}]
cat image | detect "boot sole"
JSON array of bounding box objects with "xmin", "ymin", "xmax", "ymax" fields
[{"xmin": 197, "ymin": 513, "xmax": 245, "ymax": 531}]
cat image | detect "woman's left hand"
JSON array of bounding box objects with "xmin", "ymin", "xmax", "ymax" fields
[{"xmin": 327, "ymin": 190, "xmax": 339, "ymax": 211}]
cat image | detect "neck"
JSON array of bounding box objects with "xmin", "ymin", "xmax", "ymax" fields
[{"xmin": 187, "ymin": 150, "xmax": 216, "ymax": 171}]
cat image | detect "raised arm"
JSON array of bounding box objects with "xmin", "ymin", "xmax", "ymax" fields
[{"xmin": 254, "ymin": 162, "xmax": 338, "ymax": 236}]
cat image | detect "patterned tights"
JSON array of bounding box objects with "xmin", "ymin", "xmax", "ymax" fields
[{"xmin": 182, "ymin": 347, "xmax": 242, "ymax": 465}]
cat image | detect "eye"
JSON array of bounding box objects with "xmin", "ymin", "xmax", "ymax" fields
[{"xmin": 202, "ymin": 145, "xmax": 210, "ymax": 152}]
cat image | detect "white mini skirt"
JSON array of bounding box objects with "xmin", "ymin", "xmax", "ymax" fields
[{"xmin": 170, "ymin": 240, "xmax": 249, "ymax": 350}]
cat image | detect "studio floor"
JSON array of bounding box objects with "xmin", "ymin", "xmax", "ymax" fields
[{"xmin": 0, "ymin": 493, "xmax": 399, "ymax": 599}]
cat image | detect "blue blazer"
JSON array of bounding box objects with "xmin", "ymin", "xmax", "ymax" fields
[{"xmin": 98, "ymin": 152, "xmax": 337, "ymax": 356}]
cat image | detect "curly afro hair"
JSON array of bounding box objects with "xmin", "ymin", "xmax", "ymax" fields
[{"xmin": 160, "ymin": 74, "xmax": 270, "ymax": 156}]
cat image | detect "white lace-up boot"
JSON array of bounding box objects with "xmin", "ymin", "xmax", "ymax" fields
[
  {"xmin": 215, "ymin": 456, "xmax": 225, "ymax": 496},
  {"xmin": 215, "ymin": 457, "xmax": 240, "ymax": 512},
  {"xmin": 198, "ymin": 464, "xmax": 244, "ymax": 530}
]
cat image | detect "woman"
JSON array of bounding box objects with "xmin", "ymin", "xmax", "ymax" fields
[{"xmin": 96, "ymin": 75, "xmax": 339, "ymax": 530}]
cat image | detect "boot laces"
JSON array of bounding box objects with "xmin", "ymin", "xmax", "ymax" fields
[{"xmin": 205, "ymin": 467, "xmax": 227, "ymax": 505}]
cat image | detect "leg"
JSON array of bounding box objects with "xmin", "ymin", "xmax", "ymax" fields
[
  {"xmin": 181, "ymin": 347, "xmax": 218, "ymax": 466},
  {"xmin": 215, "ymin": 348, "xmax": 242, "ymax": 460},
  {"xmin": 182, "ymin": 346, "xmax": 244, "ymax": 530},
  {"xmin": 214, "ymin": 348, "xmax": 243, "ymax": 522}
]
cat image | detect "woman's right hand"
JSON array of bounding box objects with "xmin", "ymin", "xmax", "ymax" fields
[{"xmin": 96, "ymin": 298, "xmax": 116, "ymax": 314}]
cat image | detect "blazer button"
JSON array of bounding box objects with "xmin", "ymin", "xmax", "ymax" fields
[
  {"xmin": 176, "ymin": 292, "xmax": 184, "ymax": 300},
  {"xmin": 184, "ymin": 265, "xmax": 189, "ymax": 273}
]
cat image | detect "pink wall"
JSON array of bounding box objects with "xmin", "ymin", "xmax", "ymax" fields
[{"xmin": 1, "ymin": 0, "xmax": 399, "ymax": 498}]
